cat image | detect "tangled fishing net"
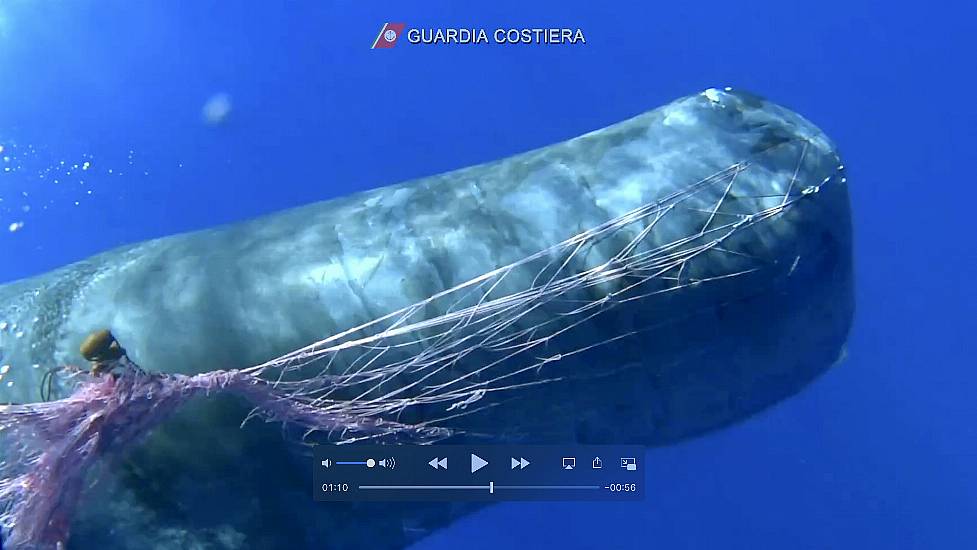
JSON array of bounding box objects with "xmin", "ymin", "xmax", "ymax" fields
[{"xmin": 0, "ymin": 137, "xmax": 841, "ymax": 548}]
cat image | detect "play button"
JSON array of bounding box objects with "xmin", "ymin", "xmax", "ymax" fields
[{"xmin": 470, "ymin": 453, "xmax": 488, "ymax": 473}]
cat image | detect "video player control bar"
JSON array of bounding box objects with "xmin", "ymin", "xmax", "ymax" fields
[{"xmin": 313, "ymin": 445, "xmax": 645, "ymax": 502}]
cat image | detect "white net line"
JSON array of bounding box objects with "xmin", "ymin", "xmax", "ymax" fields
[{"xmin": 238, "ymin": 138, "xmax": 835, "ymax": 436}]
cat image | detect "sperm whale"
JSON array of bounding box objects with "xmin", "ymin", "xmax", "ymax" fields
[{"xmin": 0, "ymin": 89, "xmax": 853, "ymax": 549}]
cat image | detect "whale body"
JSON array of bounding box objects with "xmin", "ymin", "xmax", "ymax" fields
[{"xmin": 0, "ymin": 90, "xmax": 853, "ymax": 549}]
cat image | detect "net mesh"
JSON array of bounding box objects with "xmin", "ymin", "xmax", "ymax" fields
[
  {"xmin": 239, "ymin": 137, "xmax": 837, "ymax": 440},
  {"xmin": 0, "ymin": 136, "xmax": 841, "ymax": 547}
]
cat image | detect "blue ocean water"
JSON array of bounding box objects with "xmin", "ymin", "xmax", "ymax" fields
[{"xmin": 0, "ymin": 2, "xmax": 974, "ymax": 549}]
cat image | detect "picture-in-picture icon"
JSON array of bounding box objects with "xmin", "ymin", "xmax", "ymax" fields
[{"xmin": 621, "ymin": 457, "xmax": 637, "ymax": 471}]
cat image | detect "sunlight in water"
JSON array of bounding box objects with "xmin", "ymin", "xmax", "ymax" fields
[{"xmin": 0, "ymin": 8, "xmax": 9, "ymax": 41}]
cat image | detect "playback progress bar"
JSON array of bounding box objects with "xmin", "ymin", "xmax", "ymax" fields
[
  {"xmin": 314, "ymin": 445, "xmax": 644, "ymax": 502},
  {"xmin": 359, "ymin": 483, "xmax": 603, "ymax": 492}
]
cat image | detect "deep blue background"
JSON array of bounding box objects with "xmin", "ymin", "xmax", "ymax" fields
[{"xmin": 1, "ymin": 2, "xmax": 974, "ymax": 548}]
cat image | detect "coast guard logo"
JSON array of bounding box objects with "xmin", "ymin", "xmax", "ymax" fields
[{"xmin": 372, "ymin": 22, "xmax": 406, "ymax": 49}]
